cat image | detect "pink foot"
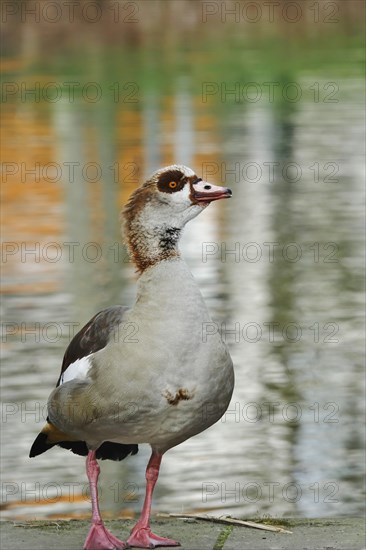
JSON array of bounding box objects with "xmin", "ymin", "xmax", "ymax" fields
[
  {"xmin": 84, "ymin": 521, "xmax": 127, "ymax": 550},
  {"xmin": 127, "ymin": 526, "xmax": 180, "ymax": 548}
]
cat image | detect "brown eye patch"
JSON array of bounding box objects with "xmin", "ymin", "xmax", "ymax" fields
[{"xmin": 157, "ymin": 170, "xmax": 186, "ymax": 194}]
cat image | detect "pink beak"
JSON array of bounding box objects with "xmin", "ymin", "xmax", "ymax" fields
[{"xmin": 193, "ymin": 181, "xmax": 232, "ymax": 203}]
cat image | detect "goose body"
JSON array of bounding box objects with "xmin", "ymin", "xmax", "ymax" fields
[{"xmin": 30, "ymin": 165, "xmax": 234, "ymax": 549}]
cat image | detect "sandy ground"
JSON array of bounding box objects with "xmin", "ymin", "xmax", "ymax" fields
[{"xmin": 0, "ymin": 517, "xmax": 365, "ymax": 550}]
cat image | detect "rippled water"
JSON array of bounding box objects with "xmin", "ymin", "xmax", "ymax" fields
[{"xmin": 1, "ymin": 10, "xmax": 365, "ymax": 521}]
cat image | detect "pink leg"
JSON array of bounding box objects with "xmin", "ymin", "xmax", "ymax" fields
[
  {"xmin": 127, "ymin": 452, "xmax": 180, "ymax": 548},
  {"xmin": 84, "ymin": 450, "xmax": 126, "ymax": 550}
]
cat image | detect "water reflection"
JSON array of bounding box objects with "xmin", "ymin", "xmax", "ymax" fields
[{"xmin": 1, "ymin": 13, "xmax": 365, "ymax": 521}]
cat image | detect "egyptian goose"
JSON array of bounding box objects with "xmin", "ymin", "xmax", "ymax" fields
[{"xmin": 30, "ymin": 165, "xmax": 234, "ymax": 549}]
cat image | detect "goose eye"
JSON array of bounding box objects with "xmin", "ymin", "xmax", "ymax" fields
[{"xmin": 169, "ymin": 181, "xmax": 177, "ymax": 189}]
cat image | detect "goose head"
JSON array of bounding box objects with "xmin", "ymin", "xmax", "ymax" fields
[{"xmin": 123, "ymin": 165, "xmax": 232, "ymax": 272}]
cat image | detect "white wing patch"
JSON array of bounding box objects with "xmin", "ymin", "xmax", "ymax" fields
[{"xmin": 60, "ymin": 356, "xmax": 92, "ymax": 385}]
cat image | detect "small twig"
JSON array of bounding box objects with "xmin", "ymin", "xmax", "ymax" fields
[{"xmin": 157, "ymin": 513, "xmax": 292, "ymax": 534}]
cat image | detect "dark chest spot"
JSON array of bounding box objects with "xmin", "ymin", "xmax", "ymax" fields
[{"xmin": 163, "ymin": 388, "xmax": 194, "ymax": 406}]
